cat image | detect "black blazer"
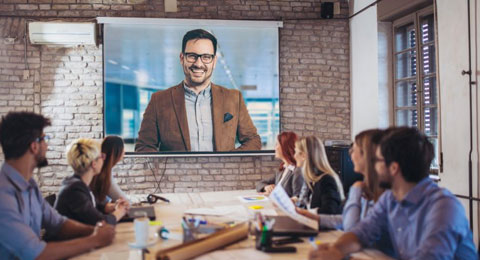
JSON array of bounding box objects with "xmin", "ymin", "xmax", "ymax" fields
[
  {"xmin": 298, "ymin": 174, "xmax": 343, "ymax": 215},
  {"xmin": 256, "ymin": 167, "xmax": 304, "ymax": 197},
  {"xmin": 54, "ymin": 175, "xmax": 117, "ymax": 226}
]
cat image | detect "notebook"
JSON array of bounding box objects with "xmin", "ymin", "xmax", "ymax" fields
[
  {"xmin": 119, "ymin": 206, "xmax": 156, "ymax": 222},
  {"xmin": 271, "ymin": 216, "xmax": 318, "ymax": 237}
]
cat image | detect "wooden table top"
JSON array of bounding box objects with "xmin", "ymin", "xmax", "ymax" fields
[{"xmin": 71, "ymin": 190, "xmax": 393, "ymax": 260}]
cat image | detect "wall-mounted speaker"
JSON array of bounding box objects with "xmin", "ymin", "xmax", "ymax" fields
[{"xmin": 321, "ymin": 2, "xmax": 334, "ymax": 19}]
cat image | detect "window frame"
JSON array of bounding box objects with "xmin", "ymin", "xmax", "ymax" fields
[{"xmin": 392, "ymin": 6, "xmax": 439, "ymax": 171}]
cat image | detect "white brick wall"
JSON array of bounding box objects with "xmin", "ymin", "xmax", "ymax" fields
[{"xmin": 0, "ymin": 0, "xmax": 350, "ymax": 195}]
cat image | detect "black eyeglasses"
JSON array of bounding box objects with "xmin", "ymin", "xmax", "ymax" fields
[
  {"xmin": 183, "ymin": 52, "xmax": 215, "ymax": 64},
  {"xmin": 35, "ymin": 135, "xmax": 51, "ymax": 143}
]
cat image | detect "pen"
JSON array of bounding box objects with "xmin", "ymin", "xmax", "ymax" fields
[
  {"xmin": 182, "ymin": 216, "xmax": 190, "ymax": 229},
  {"xmin": 309, "ymin": 237, "xmax": 318, "ymax": 250},
  {"xmin": 260, "ymin": 225, "xmax": 267, "ymax": 245},
  {"xmin": 181, "ymin": 220, "xmax": 188, "ymax": 230},
  {"xmin": 188, "ymin": 218, "xmax": 207, "ymax": 225}
]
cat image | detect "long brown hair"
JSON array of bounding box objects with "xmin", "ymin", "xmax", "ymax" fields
[
  {"xmin": 90, "ymin": 136, "xmax": 124, "ymax": 201},
  {"xmin": 277, "ymin": 132, "xmax": 297, "ymax": 170},
  {"xmin": 296, "ymin": 136, "xmax": 345, "ymax": 201},
  {"xmin": 354, "ymin": 129, "xmax": 384, "ymax": 201}
]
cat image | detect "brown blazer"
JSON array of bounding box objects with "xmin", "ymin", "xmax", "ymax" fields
[{"xmin": 135, "ymin": 83, "xmax": 261, "ymax": 152}]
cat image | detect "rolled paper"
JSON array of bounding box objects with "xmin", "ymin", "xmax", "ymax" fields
[{"xmin": 154, "ymin": 222, "xmax": 248, "ymax": 260}]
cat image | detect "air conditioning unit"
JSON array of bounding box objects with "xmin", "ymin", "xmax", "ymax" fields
[{"xmin": 28, "ymin": 22, "xmax": 97, "ymax": 45}]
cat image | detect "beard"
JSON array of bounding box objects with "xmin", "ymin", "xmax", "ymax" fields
[
  {"xmin": 378, "ymin": 171, "xmax": 393, "ymax": 189},
  {"xmin": 35, "ymin": 154, "xmax": 48, "ymax": 168},
  {"xmin": 184, "ymin": 64, "xmax": 211, "ymax": 87},
  {"xmin": 379, "ymin": 180, "xmax": 392, "ymax": 189}
]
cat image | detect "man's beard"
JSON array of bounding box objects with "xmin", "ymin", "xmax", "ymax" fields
[
  {"xmin": 378, "ymin": 171, "xmax": 393, "ymax": 189},
  {"xmin": 185, "ymin": 65, "xmax": 210, "ymax": 86},
  {"xmin": 36, "ymin": 154, "xmax": 48, "ymax": 168},
  {"xmin": 379, "ymin": 180, "xmax": 392, "ymax": 189}
]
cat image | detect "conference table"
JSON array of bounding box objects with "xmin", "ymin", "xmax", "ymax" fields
[{"xmin": 72, "ymin": 190, "xmax": 393, "ymax": 260}]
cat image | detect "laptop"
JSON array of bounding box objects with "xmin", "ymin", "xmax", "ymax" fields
[
  {"xmin": 271, "ymin": 216, "xmax": 318, "ymax": 237},
  {"xmin": 119, "ymin": 206, "xmax": 156, "ymax": 223}
]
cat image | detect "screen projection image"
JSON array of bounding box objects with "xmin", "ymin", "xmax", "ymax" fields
[{"xmin": 103, "ymin": 20, "xmax": 280, "ymax": 153}]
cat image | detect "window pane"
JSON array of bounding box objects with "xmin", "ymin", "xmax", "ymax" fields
[
  {"xmin": 424, "ymin": 107, "xmax": 438, "ymax": 136},
  {"xmin": 396, "ymin": 51, "xmax": 417, "ymax": 79},
  {"xmin": 421, "ymin": 45, "xmax": 436, "ymax": 74},
  {"xmin": 396, "ymin": 80, "xmax": 417, "ymax": 107},
  {"xmin": 428, "ymin": 137, "xmax": 439, "ymax": 168},
  {"xmin": 421, "ymin": 14, "xmax": 435, "ymax": 44},
  {"xmin": 396, "ymin": 109, "xmax": 418, "ymax": 127},
  {"xmin": 423, "ymin": 76, "xmax": 437, "ymax": 105},
  {"xmin": 395, "ymin": 22, "xmax": 415, "ymax": 52}
]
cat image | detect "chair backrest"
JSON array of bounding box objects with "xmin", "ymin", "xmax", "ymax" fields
[{"xmin": 44, "ymin": 193, "xmax": 56, "ymax": 207}]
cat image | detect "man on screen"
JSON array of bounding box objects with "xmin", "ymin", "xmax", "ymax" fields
[{"xmin": 135, "ymin": 29, "xmax": 261, "ymax": 152}]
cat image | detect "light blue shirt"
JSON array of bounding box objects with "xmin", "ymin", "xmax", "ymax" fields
[
  {"xmin": 184, "ymin": 84, "xmax": 214, "ymax": 151},
  {"xmin": 319, "ymin": 186, "xmax": 373, "ymax": 230},
  {"xmin": 320, "ymin": 186, "xmax": 394, "ymax": 256},
  {"xmin": 0, "ymin": 163, "xmax": 66, "ymax": 259},
  {"xmin": 350, "ymin": 178, "xmax": 477, "ymax": 259}
]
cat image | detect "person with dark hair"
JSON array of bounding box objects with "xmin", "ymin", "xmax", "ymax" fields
[
  {"xmin": 55, "ymin": 138, "xmax": 128, "ymax": 226},
  {"xmin": 309, "ymin": 127, "xmax": 477, "ymax": 260},
  {"xmin": 297, "ymin": 130, "xmax": 385, "ymax": 227},
  {"xmin": 296, "ymin": 129, "xmax": 394, "ymax": 256},
  {"xmin": 135, "ymin": 28, "xmax": 261, "ymax": 152},
  {"xmin": 0, "ymin": 111, "xmax": 115, "ymax": 260},
  {"xmin": 91, "ymin": 136, "xmax": 129, "ymax": 205},
  {"xmin": 256, "ymin": 132, "xmax": 304, "ymax": 197}
]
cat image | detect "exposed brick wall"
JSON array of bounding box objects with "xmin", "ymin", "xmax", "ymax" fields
[
  {"xmin": 0, "ymin": 0, "xmax": 349, "ymax": 19},
  {"xmin": 0, "ymin": 0, "xmax": 350, "ymax": 195}
]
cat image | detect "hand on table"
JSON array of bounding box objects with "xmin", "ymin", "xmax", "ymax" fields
[
  {"xmin": 295, "ymin": 207, "xmax": 320, "ymax": 222},
  {"xmin": 104, "ymin": 198, "xmax": 130, "ymax": 214},
  {"xmin": 113, "ymin": 200, "xmax": 129, "ymax": 221},
  {"xmin": 262, "ymin": 184, "xmax": 275, "ymax": 195},
  {"xmin": 291, "ymin": 196, "xmax": 299, "ymax": 204},
  {"xmin": 91, "ymin": 221, "xmax": 115, "ymax": 248},
  {"xmin": 309, "ymin": 243, "xmax": 344, "ymax": 260},
  {"xmin": 104, "ymin": 202, "xmax": 116, "ymax": 214},
  {"xmin": 115, "ymin": 198, "xmax": 130, "ymax": 210}
]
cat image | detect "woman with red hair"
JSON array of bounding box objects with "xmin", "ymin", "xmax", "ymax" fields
[{"xmin": 256, "ymin": 132, "xmax": 304, "ymax": 197}]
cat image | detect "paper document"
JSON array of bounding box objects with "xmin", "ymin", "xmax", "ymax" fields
[
  {"xmin": 194, "ymin": 248, "xmax": 271, "ymax": 260},
  {"xmin": 269, "ymin": 185, "xmax": 319, "ymax": 230},
  {"xmin": 185, "ymin": 205, "xmax": 248, "ymax": 219},
  {"xmin": 238, "ymin": 195, "xmax": 268, "ymax": 203}
]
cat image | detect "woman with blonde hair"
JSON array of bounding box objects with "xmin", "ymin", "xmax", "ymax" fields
[
  {"xmin": 297, "ymin": 129, "xmax": 387, "ymax": 231},
  {"xmin": 55, "ymin": 138, "xmax": 128, "ymax": 225},
  {"xmin": 294, "ymin": 136, "xmax": 345, "ymax": 214}
]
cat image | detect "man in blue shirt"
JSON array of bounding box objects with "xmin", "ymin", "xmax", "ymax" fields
[
  {"xmin": 309, "ymin": 127, "xmax": 477, "ymax": 259},
  {"xmin": 0, "ymin": 112, "xmax": 115, "ymax": 260}
]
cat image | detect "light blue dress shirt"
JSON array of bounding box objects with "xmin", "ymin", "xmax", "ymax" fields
[
  {"xmin": 0, "ymin": 163, "xmax": 66, "ymax": 259},
  {"xmin": 319, "ymin": 186, "xmax": 394, "ymax": 256},
  {"xmin": 350, "ymin": 177, "xmax": 477, "ymax": 259},
  {"xmin": 319, "ymin": 186, "xmax": 373, "ymax": 230},
  {"xmin": 184, "ymin": 84, "xmax": 214, "ymax": 151}
]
